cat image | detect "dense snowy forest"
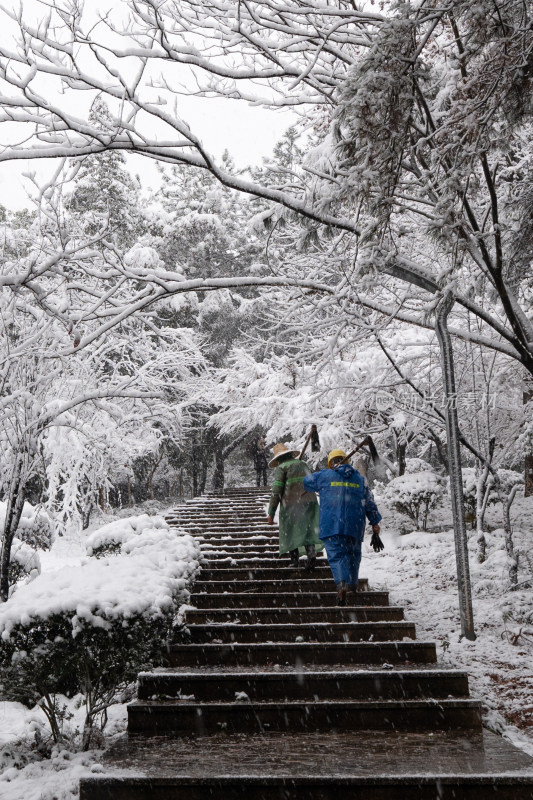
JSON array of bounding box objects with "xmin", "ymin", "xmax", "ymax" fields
[{"xmin": 0, "ymin": 0, "xmax": 532, "ymax": 796}]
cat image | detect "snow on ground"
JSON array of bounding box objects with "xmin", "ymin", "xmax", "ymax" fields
[
  {"xmin": 366, "ymin": 492, "xmax": 533, "ymax": 756},
  {"xmin": 0, "ymin": 510, "xmax": 199, "ymax": 800},
  {"xmin": 0, "ymin": 700, "xmax": 129, "ymax": 800}
]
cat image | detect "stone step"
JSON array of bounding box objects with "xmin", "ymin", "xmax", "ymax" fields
[
  {"xmin": 166, "ymin": 511, "xmax": 277, "ymax": 530},
  {"xmin": 199, "ymin": 549, "xmax": 282, "ymax": 557},
  {"xmin": 81, "ymin": 727, "xmax": 533, "ymax": 800},
  {"xmin": 176, "ymin": 620, "xmax": 415, "ymax": 643},
  {"xmin": 162, "ymin": 640, "xmax": 437, "ymax": 668},
  {"xmin": 194, "ymin": 534, "xmax": 278, "ymax": 540},
  {"xmin": 194, "ymin": 532, "xmax": 279, "ymax": 539},
  {"xmin": 208, "ymin": 488, "xmax": 270, "ymax": 495},
  {"xmin": 179, "ymin": 513, "xmax": 270, "ymax": 518},
  {"xmin": 187, "ymin": 503, "xmax": 269, "ymax": 510},
  {"xmin": 80, "ymin": 730, "xmax": 533, "ymax": 799},
  {"xmin": 199, "ymin": 552, "xmax": 286, "ymax": 560},
  {"xmin": 169, "ymin": 525, "xmax": 276, "ymax": 533},
  {"xmin": 137, "ymin": 668, "xmax": 470, "ymax": 702},
  {"xmin": 175, "ymin": 524, "xmax": 276, "ymax": 530},
  {"xmin": 195, "ymin": 539, "xmax": 280, "ymax": 546},
  {"xmin": 168, "ymin": 517, "xmax": 274, "ymax": 524},
  {"xmin": 128, "ymin": 697, "xmax": 482, "ymax": 736},
  {"xmin": 193, "ymin": 579, "xmax": 368, "ymax": 594},
  {"xmin": 199, "ymin": 544, "xmax": 280, "ymax": 552},
  {"xmin": 199, "ymin": 567, "xmax": 332, "ymax": 581},
  {"xmin": 176, "ymin": 504, "xmax": 269, "ymax": 511},
  {"xmin": 184, "ymin": 606, "xmax": 405, "ymax": 624},
  {"xmin": 202, "ymin": 557, "xmax": 328, "ymax": 568},
  {"xmin": 169, "ymin": 505, "xmax": 268, "ymax": 511},
  {"xmin": 189, "ymin": 590, "xmax": 383, "ymax": 609},
  {"xmin": 200, "ymin": 544, "xmax": 284, "ymax": 564}
]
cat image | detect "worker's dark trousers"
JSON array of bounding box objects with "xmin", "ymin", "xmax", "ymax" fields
[{"xmin": 323, "ymin": 535, "xmax": 363, "ymax": 588}]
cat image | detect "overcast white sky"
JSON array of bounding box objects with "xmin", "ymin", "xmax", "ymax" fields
[{"xmin": 0, "ymin": 97, "xmax": 295, "ymax": 211}]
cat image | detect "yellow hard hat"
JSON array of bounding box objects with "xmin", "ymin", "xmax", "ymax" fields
[{"xmin": 328, "ymin": 449, "xmax": 347, "ymax": 468}]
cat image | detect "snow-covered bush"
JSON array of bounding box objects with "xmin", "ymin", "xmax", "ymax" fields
[
  {"xmin": 460, "ymin": 468, "xmax": 523, "ymax": 527},
  {"xmin": 493, "ymin": 469, "xmax": 524, "ymax": 497},
  {"xmin": 0, "ymin": 501, "xmax": 54, "ymax": 551},
  {"xmin": 85, "ymin": 514, "xmax": 169, "ymax": 558},
  {"xmin": 384, "ymin": 470, "xmax": 445, "ymax": 530},
  {"xmin": 461, "ymin": 468, "xmax": 479, "ymax": 521},
  {"xmin": 460, "ymin": 467, "xmax": 487, "ymax": 526},
  {"xmin": 404, "ymin": 457, "xmax": 433, "ymax": 474},
  {"xmin": 8, "ymin": 538, "xmax": 41, "ymax": 589},
  {"xmin": 0, "ymin": 529, "xmax": 201, "ymax": 748}
]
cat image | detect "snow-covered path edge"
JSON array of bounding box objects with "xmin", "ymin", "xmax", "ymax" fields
[{"xmin": 364, "ymin": 494, "xmax": 533, "ymax": 757}]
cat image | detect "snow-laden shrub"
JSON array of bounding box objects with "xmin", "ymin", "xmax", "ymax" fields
[
  {"xmin": 460, "ymin": 468, "xmax": 523, "ymax": 525},
  {"xmin": 0, "ymin": 529, "xmax": 201, "ymax": 748},
  {"xmin": 8, "ymin": 538, "xmax": 41, "ymax": 590},
  {"xmin": 0, "ymin": 501, "xmax": 54, "ymax": 551},
  {"xmin": 404, "ymin": 457, "xmax": 432, "ymax": 474},
  {"xmin": 460, "ymin": 467, "xmax": 483, "ymax": 524},
  {"xmin": 492, "ymin": 469, "xmax": 523, "ymax": 497},
  {"xmin": 384, "ymin": 470, "xmax": 445, "ymax": 530},
  {"xmin": 85, "ymin": 513, "xmax": 169, "ymax": 558}
]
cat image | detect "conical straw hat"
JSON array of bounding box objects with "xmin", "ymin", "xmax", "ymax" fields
[{"xmin": 268, "ymin": 443, "xmax": 300, "ymax": 468}]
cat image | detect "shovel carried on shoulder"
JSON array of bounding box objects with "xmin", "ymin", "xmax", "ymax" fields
[
  {"xmin": 298, "ymin": 424, "xmax": 320, "ymax": 460},
  {"xmin": 337, "ymin": 434, "xmax": 380, "ymax": 466}
]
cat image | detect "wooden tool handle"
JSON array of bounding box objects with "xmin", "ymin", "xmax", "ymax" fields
[
  {"xmin": 338, "ymin": 437, "xmax": 369, "ymax": 466},
  {"xmin": 298, "ymin": 429, "xmax": 314, "ymax": 460}
]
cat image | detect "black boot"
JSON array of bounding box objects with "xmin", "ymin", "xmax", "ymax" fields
[
  {"xmin": 305, "ymin": 544, "xmax": 317, "ymax": 571},
  {"xmin": 336, "ymin": 581, "xmax": 347, "ymax": 607},
  {"xmin": 289, "ymin": 548, "xmax": 300, "ymax": 569},
  {"xmin": 346, "ymin": 584, "xmax": 357, "ymax": 604}
]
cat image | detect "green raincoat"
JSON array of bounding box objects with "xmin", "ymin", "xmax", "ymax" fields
[{"xmin": 267, "ymin": 456, "xmax": 322, "ymax": 555}]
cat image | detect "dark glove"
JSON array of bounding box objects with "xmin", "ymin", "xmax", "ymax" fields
[{"xmin": 370, "ymin": 532, "xmax": 384, "ymax": 552}]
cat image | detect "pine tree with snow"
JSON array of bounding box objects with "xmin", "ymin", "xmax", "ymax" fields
[{"xmin": 68, "ymin": 97, "xmax": 143, "ymax": 248}]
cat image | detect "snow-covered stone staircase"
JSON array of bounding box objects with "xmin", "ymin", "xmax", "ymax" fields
[{"xmin": 80, "ymin": 487, "xmax": 533, "ymax": 799}]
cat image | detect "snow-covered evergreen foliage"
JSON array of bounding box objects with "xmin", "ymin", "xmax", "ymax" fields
[
  {"xmin": 85, "ymin": 514, "xmax": 170, "ymax": 558},
  {"xmin": 0, "ymin": 520, "xmax": 201, "ymax": 745},
  {"xmin": 384, "ymin": 471, "xmax": 446, "ymax": 531},
  {"xmin": 7, "ymin": 539, "xmax": 41, "ymax": 589},
  {"xmin": 0, "ymin": 502, "xmax": 53, "ymax": 552}
]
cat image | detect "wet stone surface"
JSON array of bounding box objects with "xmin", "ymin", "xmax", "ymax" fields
[
  {"xmin": 145, "ymin": 663, "xmax": 462, "ymax": 675},
  {"xmin": 105, "ymin": 731, "xmax": 533, "ymax": 777}
]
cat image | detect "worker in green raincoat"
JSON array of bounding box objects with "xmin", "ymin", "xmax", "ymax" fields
[{"xmin": 266, "ymin": 443, "xmax": 322, "ymax": 570}]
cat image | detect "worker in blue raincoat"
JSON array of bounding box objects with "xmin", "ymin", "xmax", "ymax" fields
[{"xmin": 303, "ymin": 448, "xmax": 383, "ymax": 606}]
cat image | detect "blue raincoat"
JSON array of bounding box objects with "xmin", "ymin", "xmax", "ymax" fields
[{"xmin": 303, "ymin": 464, "xmax": 382, "ymax": 541}]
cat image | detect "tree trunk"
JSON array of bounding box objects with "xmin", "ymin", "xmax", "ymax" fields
[
  {"xmin": 397, "ymin": 440, "xmax": 407, "ymax": 476},
  {"xmin": 213, "ymin": 447, "xmax": 225, "ymax": 492},
  {"xmin": 191, "ymin": 459, "xmax": 199, "ymax": 497},
  {"xmin": 524, "ymin": 374, "xmax": 533, "ymax": 497},
  {"xmin": 127, "ymin": 474, "xmax": 133, "ymax": 507},
  {"xmin": 147, "ymin": 453, "xmax": 164, "ymax": 500},
  {"xmin": 503, "ymin": 484, "xmax": 519, "ymax": 586},
  {"xmin": 476, "ymin": 438, "xmax": 495, "ymax": 562},
  {"xmin": 199, "ymin": 460, "xmax": 208, "ymax": 495},
  {"xmin": 428, "ymin": 429, "xmax": 449, "ymax": 473},
  {"xmin": 435, "ymin": 294, "xmax": 476, "ymax": 640},
  {"xmin": 0, "ymin": 457, "xmax": 27, "ymax": 602},
  {"xmin": 98, "ymin": 486, "xmax": 107, "ymax": 511},
  {"xmin": 82, "ymin": 504, "xmax": 93, "ymax": 530}
]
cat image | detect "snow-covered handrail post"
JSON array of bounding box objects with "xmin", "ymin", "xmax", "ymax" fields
[{"xmin": 435, "ymin": 292, "xmax": 476, "ymax": 641}]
